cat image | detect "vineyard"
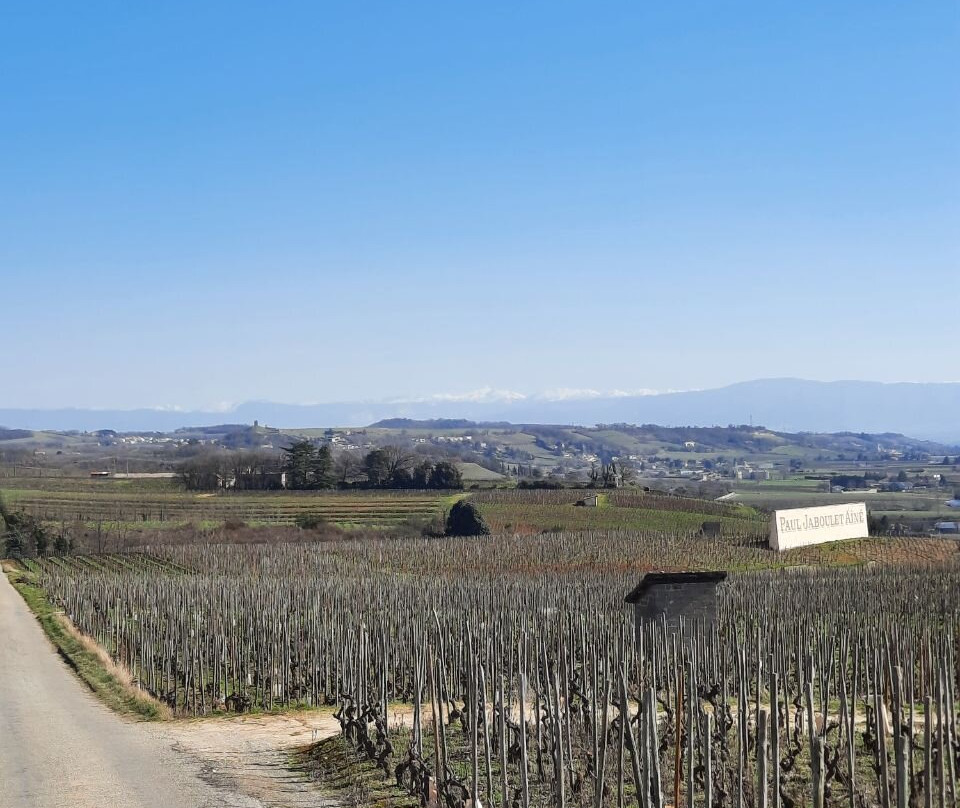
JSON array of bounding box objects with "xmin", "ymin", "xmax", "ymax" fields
[
  {"xmin": 0, "ymin": 483, "xmax": 453, "ymax": 530},
  {"xmin": 470, "ymin": 489, "xmax": 767, "ymax": 539},
  {"xmin": 1, "ymin": 479, "xmax": 771, "ymax": 541},
  {"xmin": 20, "ymin": 530, "xmax": 960, "ymax": 808}
]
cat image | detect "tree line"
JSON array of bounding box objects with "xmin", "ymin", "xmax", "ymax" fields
[
  {"xmin": 179, "ymin": 442, "xmax": 463, "ymax": 492},
  {"xmin": 0, "ymin": 495, "xmax": 71, "ymax": 558}
]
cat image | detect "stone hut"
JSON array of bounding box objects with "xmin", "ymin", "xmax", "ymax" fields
[
  {"xmin": 625, "ymin": 571, "xmax": 728, "ymax": 634},
  {"xmin": 699, "ymin": 521, "xmax": 722, "ymax": 539}
]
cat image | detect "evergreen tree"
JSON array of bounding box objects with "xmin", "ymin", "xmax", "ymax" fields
[
  {"xmin": 32, "ymin": 523, "xmax": 49, "ymax": 557},
  {"xmin": 390, "ymin": 467, "xmax": 413, "ymax": 488},
  {"xmin": 429, "ymin": 461, "xmax": 463, "ymax": 490},
  {"xmin": 364, "ymin": 449, "xmax": 391, "ymax": 486},
  {"xmin": 444, "ymin": 500, "xmax": 490, "ymax": 536},
  {"xmin": 312, "ymin": 444, "xmax": 334, "ymax": 489},
  {"xmin": 283, "ymin": 440, "xmax": 315, "ymax": 489},
  {"xmin": 282, "ymin": 440, "xmax": 334, "ymax": 489},
  {"xmin": 1, "ymin": 496, "xmax": 49, "ymax": 558},
  {"xmin": 53, "ymin": 528, "xmax": 72, "ymax": 555},
  {"xmin": 412, "ymin": 461, "xmax": 433, "ymax": 488}
]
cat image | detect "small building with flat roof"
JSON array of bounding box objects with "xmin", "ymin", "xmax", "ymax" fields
[
  {"xmin": 625, "ymin": 571, "xmax": 728, "ymax": 634},
  {"xmin": 699, "ymin": 521, "xmax": 722, "ymax": 538}
]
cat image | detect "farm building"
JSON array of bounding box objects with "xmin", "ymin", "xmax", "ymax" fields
[
  {"xmin": 218, "ymin": 471, "xmax": 288, "ymax": 490},
  {"xmin": 699, "ymin": 521, "xmax": 722, "ymax": 538},
  {"xmin": 625, "ymin": 571, "xmax": 728, "ymax": 633}
]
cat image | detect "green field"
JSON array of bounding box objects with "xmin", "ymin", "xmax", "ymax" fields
[
  {"xmin": 730, "ymin": 485, "xmax": 958, "ymax": 523},
  {"xmin": 455, "ymin": 461, "xmax": 505, "ymax": 483},
  {"xmin": 738, "ymin": 476, "xmax": 824, "ymax": 488}
]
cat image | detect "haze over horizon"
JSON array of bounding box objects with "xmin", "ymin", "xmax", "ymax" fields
[
  {"xmin": 3, "ymin": 2, "xmax": 958, "ymax": 411},
  {"xmin": 4, "ymin": 379, "xmax": 960, "ymax": 444},
  {"xmin": 4, "ymin": 376, "xmax": 960, "ymax": 415}
]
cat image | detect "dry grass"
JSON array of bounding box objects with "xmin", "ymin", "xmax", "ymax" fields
[
  {"xmin": 54, "ymin": 613, "xmax": 173, "ymax": 720},
  {"xmin": 5, "ymin": 566, "xmax": 172, "ymax": 721}
]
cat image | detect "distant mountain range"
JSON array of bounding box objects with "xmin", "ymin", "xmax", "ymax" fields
[{"xmin": 2, "ymin": 379, "xmax": 959, "ymax": 443}]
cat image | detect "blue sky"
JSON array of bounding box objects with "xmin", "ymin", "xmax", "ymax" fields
[{"xmin": 2, "ymin": 1, "xmax": 957, "ymax": 410}]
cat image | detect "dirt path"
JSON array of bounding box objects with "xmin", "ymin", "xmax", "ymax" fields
[
  {"xmin": 0, "ymin": 571, "xmax": 339, "ymax": 808},
  {"xmin": 158, "ymin": 712, "xmax": 342, "ymax": 807}
]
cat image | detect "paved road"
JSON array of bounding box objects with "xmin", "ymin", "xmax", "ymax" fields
[{"xmin": 0, "ymin": 571, "xmax": 264, "ymax": 808}]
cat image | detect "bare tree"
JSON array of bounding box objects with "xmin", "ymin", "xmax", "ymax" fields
[
  {"xmin": 383, "ymin": 445, "xmax": 415, "ymax": 478},
  {"xmin": 334, "ymin": 452, "xmax": 363, "ymax": 486}
]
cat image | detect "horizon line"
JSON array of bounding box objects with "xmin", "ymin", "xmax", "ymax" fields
[{"xmin": 3, "ymin": 376, "xmax": 960, "ymax": 415}]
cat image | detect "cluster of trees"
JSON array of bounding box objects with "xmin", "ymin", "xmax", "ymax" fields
[
  {"xmin": 342, "ymin": 446, "xmax": 463, "ymax": 490},
  {"xmin": 179, "ymin": 442, "xmax": 464, "ymax": 492},
  {"xmin": 829, "ymin": 472, "xmax": 886, "ymax": 489},
  {"xmin": 0, "ymin": 496, "xmax": 70, "ymax": 558},
  {"xmin": 828, "ymin": 469, "xmax": 954, "ymax": 491},
  {"xmin": 282, "ymin": 441, "xmax": 463, "ymax": 490},
  {"xmin": 180, "ymin": 451, "xmax": 287, "ymax": 491},
  {"xmin": 587, "ymin": 459, "xmax": 635, "ymax": 487},
  {"xmin": 282, "ymin": 441, "xmax": 334, "ymax": 489}
]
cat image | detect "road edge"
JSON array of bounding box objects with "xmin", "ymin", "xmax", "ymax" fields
[{"xmin": 2, "ymin": 561, "xmax": 172, "ymax": 721}]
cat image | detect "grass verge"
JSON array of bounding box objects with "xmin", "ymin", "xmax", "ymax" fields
[
  {"xmin": 294, "ymin": 733, "xmax": 419, "ymax": 808},
  {"xmin": 2, "ymin": 561, "xmax": 172, "ymax": 721}
]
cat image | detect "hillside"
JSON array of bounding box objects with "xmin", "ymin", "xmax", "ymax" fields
[
  {"xmin": 359, "ymin": 420, "xmax": 955, "ymax": 460},
  {"xmin": 4, "ymin": 379, "xmax": 960, "ymax": 440}
]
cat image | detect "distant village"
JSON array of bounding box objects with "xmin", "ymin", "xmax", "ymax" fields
[{"xmin": 4, "ymin": 422, "xmax": 957, "ymax": 499}]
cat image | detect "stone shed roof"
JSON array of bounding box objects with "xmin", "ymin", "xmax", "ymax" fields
[{"xmin": 625, "ymin": 571, "xmax": 728, "ymax": 603}]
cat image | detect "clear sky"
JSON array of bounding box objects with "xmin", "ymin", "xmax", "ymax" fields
[{"xmin": 2, "ymin": 1, "xmax": 958, "ymax": 410}]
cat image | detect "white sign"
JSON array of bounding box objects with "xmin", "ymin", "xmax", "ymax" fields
[{"xmin": 769, "ymin": 502, "xmax": 869, "ymax": 551}]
